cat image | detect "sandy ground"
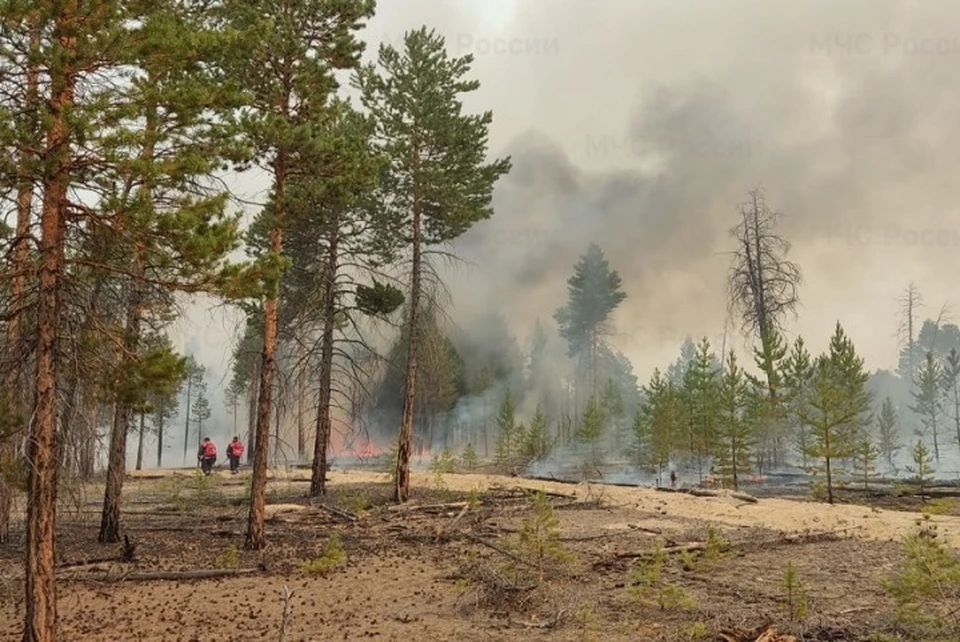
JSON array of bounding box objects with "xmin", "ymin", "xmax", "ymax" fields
[
  {"xmin": 127, "ymin": 467, "xmax": 960, "ymax": 547},
  {"xmin": 250, "ymin": 468, "xmax": 960, "ymax": 548},
  {"xmin": 0, "ymin": 468, "xmax": 956, "ymax": 641}
]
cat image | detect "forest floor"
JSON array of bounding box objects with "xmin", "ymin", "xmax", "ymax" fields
[{"xmin": 2, "ymin": 467, "xmax": 960, "ymax": 641}]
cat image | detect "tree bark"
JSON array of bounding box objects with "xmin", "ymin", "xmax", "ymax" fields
[
  {"xmin": 310, "ymin": 231, "xmax": 339, "ymax": 496},
  {"xmin": 246, "ymin": 158, "xmax": 286, "ymax": 550},
  {"xmin": 98, "ymin": 245, "xmax": 144, "ymax": 544},
  {"xmin": 395, "ymin": 199, "xmax": 423, "ymax": 503},
  {"xmin": 24, "ymin": 7, "xmax": 75, "ymax": 636}
]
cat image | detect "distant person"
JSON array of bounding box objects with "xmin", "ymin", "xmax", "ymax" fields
[
  {"xmin": 198, "ymin": 437, "xmax": 217, "ymax": 475},
  {"xmin": 670, "ymin": 470, "xmax": 678, "ymax": 487},
  {"xmin": 226, "ymin": 436, "xmax": 244, "ymax": 474}
]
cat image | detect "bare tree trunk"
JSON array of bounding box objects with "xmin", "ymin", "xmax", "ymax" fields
[
  {"xmin": 156, "ymin": 412, "xmax": 164, "ymax": 469},
  {"xmin": 135, "ymin": 413, "xmax": 145, "ymax": 471},
  {"xmin": 182, "ymin": 375, "xmax": 192, "ymax": 463},
  {"xmin": 395, "ymin": 201, "xmax": 422, "ymax": 503},
  {"xmin": 98, "ymin": 246, "xmax": 144, "ymax": 544},
  {"xmin": 0, "ymin": 19, "xmax": 39, "ymax": 547},
  {"xmin": 310, "ymin": 232, "xmax": 338, "ymax": 496},
  {"xmin": 297, "ymin": 337, "xmax": 306, "ymax": 460},
  {"xmin": 24, "ymin": 9, "xmax": 74, "ymax": 635},
  {"xmin": 246, "ymin": 159, "xmax": 286, "ymax": 550}
]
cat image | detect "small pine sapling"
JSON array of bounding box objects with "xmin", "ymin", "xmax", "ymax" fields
[
  {"xmin": 511, "ymin": 491, "xmax": 573, "ymax": 583},
  {"xmin": 907, "ymin": 439, "xmax": 935, "ymax": 500},
  {"xmin": 459, "ymin": 443, "xmax": 479, "ymax": 471},
  {"xmin": 300, "ymin": 533, "xmax": 346, "ymax": 575},
  {"xmin": 884, "ymin": 526, "xmax": 960, "ymax": 633},
  {"xmin": 781, "ymin": 562, "xmax": 809, "ymax": 620},
  {"xmin": 851, "ymin": 431, "xmax": 880, "ymax": 490}
]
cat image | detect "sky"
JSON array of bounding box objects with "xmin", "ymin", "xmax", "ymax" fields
[{"xmin": 170, "ymin": 0, "xmax": 960, "ymax": 455}]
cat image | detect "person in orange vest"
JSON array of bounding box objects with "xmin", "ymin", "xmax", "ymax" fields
[
  {"xmin": 198, "ymin": 437, "xmax": 217, "ymax": 475},
  {"xmin": 226, "ymin": 436, "xmax": 244, "ymax": 474}
]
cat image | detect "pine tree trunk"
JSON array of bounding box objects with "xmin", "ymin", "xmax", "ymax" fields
[
  {"xmin": 24, "ymin": 9, "xmax": 74, "ymax": 633},
  {"xmin": 310, "ymin": 232, "xmax": 338, "ymax": 497},
  {"xmin": 246, "ymin": 159, "xmax": 285, "ymax": 550},
  {"xmin": 0, "ymin": 20, "xmax": 39, "ymax": 547},
  {"xmin": 297, "ymin": 337, "xmax": 306, "ymax": 460},
  {"xmin": 99, "ymin": 246, "xmax": 144, "ymax": 544},
  {"xmin": 182, "ymin": 377, "xmax": 192, "ymax": 463},
  {"xmin": 395, "ymin": 199, "xmax": 423, "ymax": 503},
  {"xmin": 135, "ymin": 413, "xmax": 145, "ymax": 471},
  {"xmin": 157, "ymin": 412, "xmax": 164, "ymax": 469}
]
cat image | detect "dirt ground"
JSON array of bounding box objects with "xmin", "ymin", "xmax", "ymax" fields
[{"xmin": 2, "ymin": 468, "xmax": 960, "ymax": 641}]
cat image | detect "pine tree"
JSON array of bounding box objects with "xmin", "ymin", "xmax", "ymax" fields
[
  {"xmin": 943, "ymin": 348, "xmax": 960, "ymax": 454},
  {"xmin": 636, "ymin": 369, "xmax": 681, "ymax": 485},
  {"xmin": 523, "ymin": 404, "xmax": 551, "ymax": 463},
  {"xmin": 666, "ymin": 337, "xmax": 698, "ymax": 385},
  {"xmin": 801, "ymin": 324, "xmax": 872, "ymax": 503},
  {"xmin": 600, "ymin": 377, "xmax": 627, "ymax": 452},
  {"xmin": 876, "ymin": 396, "xmax": 902, "ymax": 469},
  {"xmin": 907, "ymin": 439, "xmax": 935, "ymax": 499},
  {"xmin": 192, "ymin": 380, "xmax": 212, "ymax": 446},
  {"xmin": 355, "ymin": 27, "xmax": 511, "ymax": 503},
  {"xmin": 680, "ymin": 338, "xmax": 721, "ymax": 483},
  {"xmin": 910, "ymin": 352, "xmax": 945, "ymax": 462},
  {"xmin": 220, "ymin": 0, "xmax": 377, "ymax": 549},
  {"xmin": 576, "ymin": 396, "xmax": 605, "ymax": 467},
  {"xmin": 494, "ymin": 389, "xmax": 517, "ymax": 464},
  {"xmin": 801, "ymin": 356, "xmax": 854, "ymax": 503},
  {"xmin": 553, "ymin": 244, "xmax": 627, "ymax": 399},
  {"xmin": 715, "ymin": 351, "xmax": 753, "ymax": 490},
  {"xmin": 750, "ymin": 328, "xmax": 789, "ymax": 471},
  {"xmin": 851, "ymin": 431, "xmax": 879, "ymax": 490},
  {"xmin": 782, "ymin": 337, "xmax": 815, "ymax": 468}
]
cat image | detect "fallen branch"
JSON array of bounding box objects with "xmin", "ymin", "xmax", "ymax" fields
[
  {"xmin": 463, "ymin": 533, "xmax": 569, "ymax": 577},
  {"xmin": 278, "ymin": 585, "xmax": 295, "ymax": 642},
  {"xmin": 59, "ymin": 567, "xmax": 262, "ymax": 583},
  {"xmin": 508, "ymin": 486, "xmax": 577, "ymax": 500},
  {"xmin": 509, "ymin": 609, "xmax": 566, "ymax": 629},
  {"xmin": 435, "ymin": 504, "xmax": 471, "ymax": 540},
  {"xmin": 314, "ymin": 503, "xmax": 358, "ymax": 522},
  {"xmin": 615, "ymin": 541, "xmax": 725, "ymax": 559}
]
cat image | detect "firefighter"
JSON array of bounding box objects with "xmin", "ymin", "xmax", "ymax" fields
[
  {"xmin": 198, "ymin": 437, "xmax": 217, "ymax": 475},
  {"xmin": 226, "ymin": 436, "xmax": 244, "ymax": 474}
]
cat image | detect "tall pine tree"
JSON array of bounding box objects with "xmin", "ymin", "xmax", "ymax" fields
[
  {"xmin": 554, "ymin": 244, "xmax": 627, "ymax": 400},
  {"xmin": 355, "ymin": 27, "xmax": 511, "ymax": 502}
]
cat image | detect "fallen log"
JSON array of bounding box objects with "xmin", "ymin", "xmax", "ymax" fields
[
  {"xmin": 386, "ymin": 501, "xmax": 469, "ymax": 513},
  {"xmin": 615, "ymin": 541, "xmax": 727, "ymax": 559},
  {"xmin": 656, "ymin": 486, "xmax": 759, "ymax": 503},
  {"xmin": 57, "ymin": 555, "xmax": 127, "ymax": 570}
]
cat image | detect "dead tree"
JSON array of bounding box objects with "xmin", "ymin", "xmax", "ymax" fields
[{"xmin": 727, "ymin": 187, "xmax": 803, "ymax": 397}]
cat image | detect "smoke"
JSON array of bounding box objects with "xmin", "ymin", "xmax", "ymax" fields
[{"xmin": 415, "ymin": 0, "xmax": 960, "ymax": 382}]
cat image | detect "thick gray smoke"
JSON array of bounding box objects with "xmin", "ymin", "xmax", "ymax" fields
[{"xmin": 367, "ymin": 0, "xmax": 960, "ymax": 381}]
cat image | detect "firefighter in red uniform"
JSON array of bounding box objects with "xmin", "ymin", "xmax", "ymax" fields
[
  {"xmin": 198, "ymin": 437, "xmax": 217, "ymax": 475},
  {"xmin": 226, "ymin": 436, "xmax": 244, "ymax": 474}
]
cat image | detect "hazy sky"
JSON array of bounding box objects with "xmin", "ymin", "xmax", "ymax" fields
[{"xmin": 175, "ymin": 0, "xmax": 960, "ymax": 429}]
